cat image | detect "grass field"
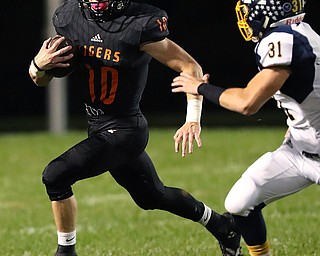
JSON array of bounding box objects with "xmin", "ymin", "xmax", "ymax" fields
[{"xmin": 1, "ymin": 127, "xmax": 319, "ymax": 256}]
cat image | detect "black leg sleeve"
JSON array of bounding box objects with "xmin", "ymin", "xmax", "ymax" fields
[
  {"xmin": 158, "ymin": 186, "xmax": 205, "ymax": 222},
  {"xmin": 110, "ymin": 151, "xmax": 205, "ymax": 222},
  {"xmin": 233, "ymin": 206, "xmax": 267, "ymax": 246}
]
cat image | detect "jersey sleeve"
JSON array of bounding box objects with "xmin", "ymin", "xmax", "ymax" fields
[
  {"xmin": 256, "ymin": 30, "xmax": 294, "ymax": 68},
  {"xmin": 140, "ymin": 10, "xmax": 169, "ymax": 44}
]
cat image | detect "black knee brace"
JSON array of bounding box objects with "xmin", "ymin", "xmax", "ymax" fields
[{"xmin": 42, "ymin": 160, "xmax": 74, "ymax": 201}]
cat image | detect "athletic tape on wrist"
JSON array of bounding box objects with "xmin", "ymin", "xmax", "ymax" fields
[{"xmin": 186, "ymin": 98, "xmax": 202, "ymax": 122}]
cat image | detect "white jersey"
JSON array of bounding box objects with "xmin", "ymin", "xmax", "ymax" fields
[
  {"xmin": 225, "ymin": 22, "xmax": 320, "ymax": 218},
  {"xmin": 255, "ymin": 22, "xmax": 320, "ymax": 155}
]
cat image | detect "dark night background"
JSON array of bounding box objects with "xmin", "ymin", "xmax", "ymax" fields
[{"xmin": 1, "ymin": 0, "xmax": 319, "ymax": 131}]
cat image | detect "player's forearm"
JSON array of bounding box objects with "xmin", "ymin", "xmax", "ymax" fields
[
  {"xmin": 29, "ymin": 59, "xmax": 53, "ymax": 87},
  {"xmin": 174, "ymin": 54, "xmax": 203, "ymax": 80},
  {"xmin": 30, "ymin": 73, "xmax": 53, "ymax": 87},
  {"xmin": 198, "ymin": 83, "xmax": 261, "ymax": 115},
  {"xmin": 159, "ymin": 39, "xmax": 203, "ymax": 78},
  {"xmin": 219, "ymin": 88, "xmax": 261, "ymax": 115},
  {"xmin": 183, "ymin": 66, "xmax": 203, "ymax": 123}
]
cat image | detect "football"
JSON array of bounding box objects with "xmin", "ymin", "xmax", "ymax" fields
[{"xmin": 46, "ymin": 35, "xmax": 78, "ymax": 78}]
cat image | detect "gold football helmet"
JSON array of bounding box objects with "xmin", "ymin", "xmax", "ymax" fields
[{"xmin": 236, "ymin": 0, "xmax": 306, "ymax": 42}]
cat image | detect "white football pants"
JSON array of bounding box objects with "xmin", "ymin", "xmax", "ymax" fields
[{"xmin": 224, "ymin": 140, "xmax": 320, "ymax": 216}]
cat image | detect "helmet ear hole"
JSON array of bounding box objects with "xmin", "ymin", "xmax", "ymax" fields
[{"xmin": 248, "ymin": 16, "xmax": 270, "ymax": 39}]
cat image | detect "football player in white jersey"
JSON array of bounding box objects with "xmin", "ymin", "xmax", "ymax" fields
[{"xmin": 171, "ymin": 0, "xmax": 320, "ymax": 255}]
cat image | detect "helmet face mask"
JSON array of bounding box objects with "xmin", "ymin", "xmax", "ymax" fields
[
  {"xmin": 236, "ymin": 1, "xmax": 254, "ymax": 42},
  {"xmin": 235, "ymin": 0, "xmax": 306, "ymax": 42},
  {"xmin": 78, "ymin": 0, "xmax": 131, "ymax": 22}
]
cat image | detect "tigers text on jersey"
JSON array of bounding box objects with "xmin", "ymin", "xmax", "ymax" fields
[
  {"xmin": 255, "ymin": 22, "xmax": 320, "ymax": 155},
  {"xmin": 52, "ymin": 0, "xmax": 169, "ymax": 117}
]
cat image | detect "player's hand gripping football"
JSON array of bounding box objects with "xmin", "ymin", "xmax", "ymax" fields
[
  {"xmin": 34, "ymin": 36, "xmax": 74, "ymax": 72},
  {"xmin": 173, "ymin": 121, "xmax": 202, "ymax": 157}
]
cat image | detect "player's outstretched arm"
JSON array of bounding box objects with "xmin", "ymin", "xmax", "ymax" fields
[
  {"xmin": 172, "ymin": 67, "xmax": 290, "ymax": 116},
  {"xmin": 141, "ymin": 38, "xmax": 204, "ymax": 157}
]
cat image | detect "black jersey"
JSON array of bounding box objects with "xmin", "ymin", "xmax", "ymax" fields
[{"xmin": 52, "ymin": 0, "xmax": 169, "ymax": 117}]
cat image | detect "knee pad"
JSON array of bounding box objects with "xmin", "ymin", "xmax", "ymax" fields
[
  {"xmin": 134, "ymin": 199, "xmax": 156, "ymax": 210},
  {"xmin": 131, "ymin": 190, "xmax": 160, "ymax": 210},
  {"xmin": 42, "ymin": 160, "xmax": 74, "ymax": 201},
  {"xmin": 224, "ymin": 176, "xmax": 257, "ymax": 216},
  {"xmin": 129, "ymin": 188, "xmax": 165, "ymax": 211}
]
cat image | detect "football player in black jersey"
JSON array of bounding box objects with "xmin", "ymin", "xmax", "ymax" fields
[{"xmin": 28, "ymin": 1, "xmax": 242, "ymax": 255}]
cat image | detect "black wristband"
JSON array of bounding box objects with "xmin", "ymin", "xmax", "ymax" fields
[
  {"xmin": 32, "ymin": 58, "xmax": 44, "ymax": 71},
  {"xmin": 197, "ymin": 83, "xmax": 226, "ymax": 106}
]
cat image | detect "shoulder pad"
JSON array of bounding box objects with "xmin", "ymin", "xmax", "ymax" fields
[
  {"xmin": 53, "ymin": 0, "xmax": 79, "ymax": 28},
  {"xmin": 257, "ymin": 27, "xmax": 294, "ymax": 68},
  {"xmin": 125, "ymin": 3, "xmax": 169, "ymax": 44}
]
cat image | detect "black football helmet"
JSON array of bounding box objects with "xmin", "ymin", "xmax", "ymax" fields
[
  {"xmin": 236, "ymin": 0, "xmax": 306, "ymax": 42},
  {"xmin": 78, "ymin": 0, "xmax": 130, "ymax": 22}
]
